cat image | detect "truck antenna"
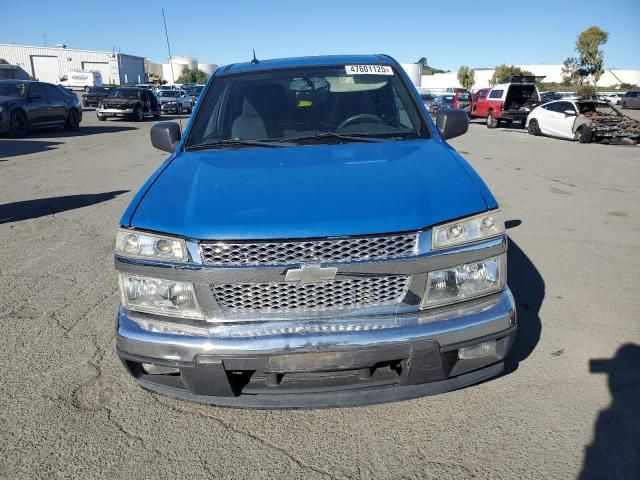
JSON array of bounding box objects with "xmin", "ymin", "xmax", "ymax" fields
[
  {"xmin": 251, "ymin": 49, "xmax": 259, "ymax": 65},
  {"xmin": 162, "ymin": 9, "xmax": 182, "ymax": 130}
]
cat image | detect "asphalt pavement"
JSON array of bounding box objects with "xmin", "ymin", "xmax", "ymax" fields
[{"xmin": 1, "ymin": 106, "xmax": 639, "ymax": 479}]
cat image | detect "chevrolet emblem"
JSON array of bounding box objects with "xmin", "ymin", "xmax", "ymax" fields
[{"xmin": 284, "ymin": 264, "xmax": 338, "ymax": 284}]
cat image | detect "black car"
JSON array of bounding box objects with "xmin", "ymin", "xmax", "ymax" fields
[
  {"xmin": 420, "ymin": 93, "xmax": 436, "ymax": 110},
  {"xmin": 96, "ymin": 87, "xmax": 160, "ymax": 121},
  {"xmin": 82, "ymin": 86, "xmax": 112, "ymax": 107},
  {"xmin": 430, "ymin": 95, "xmax": 455, "ymax": 115},
  {"xmin": 0, "ymin": 80, "xmax": 82, "ymax": 138},
  {"xmin": 540, "ymin": 91, "xmax": 563, "ymax": 103}
]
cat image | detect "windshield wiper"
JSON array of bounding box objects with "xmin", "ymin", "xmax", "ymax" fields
[
  {"xmin": 284, "ymin": 132, "xmax": 387, "ymax": 144},
  {"xmin": 284, "ymin": 131, "xmax": 422, "ymax": 144},
  {"xmin": 186, "ymin": 138, "xmax": 293, "ymax": 151}
]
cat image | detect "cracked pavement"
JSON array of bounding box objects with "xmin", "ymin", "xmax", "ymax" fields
[{"xmin": 1, "ymin": 107, "xmax": 639, "ymax": 479}]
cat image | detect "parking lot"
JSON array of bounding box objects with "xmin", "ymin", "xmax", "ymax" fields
[{"xmin": 1, "ymin": 102, "xmax": 639, "ymax": 479}]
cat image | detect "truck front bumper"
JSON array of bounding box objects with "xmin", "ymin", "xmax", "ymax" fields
[
  {"xmin": 97, "ymin": 108, "xmax": 134, "ymax": 117},
  {"xmin": 117, "ymin": 289, "xmax": 516, "ymax": 408}
]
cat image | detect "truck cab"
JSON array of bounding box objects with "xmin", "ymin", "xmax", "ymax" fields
[
  {"xmin": 114, "ymin": 54, "xmax": 516, "ymax": 408},
  {"xmin": 470, "ymin": 78, "xmax": 540, "ymax": 128}
]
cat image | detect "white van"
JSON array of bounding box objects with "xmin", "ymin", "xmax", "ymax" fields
[{"xmin": 59, "ymin": 70, "xmax": 103, "ymax": 91}]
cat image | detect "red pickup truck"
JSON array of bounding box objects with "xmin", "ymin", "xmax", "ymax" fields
[{"xmin": 469, "ymin": 80, "xmax": 540, "ymax": 128}]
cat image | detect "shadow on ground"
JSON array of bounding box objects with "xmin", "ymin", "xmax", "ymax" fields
[
  {"xmin": 579, "ymin": 344, "xmax": 640, "ymax": 480},
  {"xmin": 0, "ymin": 191, "xmax": 129, "ymax": 224},
  {"xmin": 503, "ymin": 235, "xmax": 543, "ymax": 373},
  {"xmin": 27, "ymin": 125, "xmax": 137, "ymax": 138},
  {"xmin": 0, "ymin": 140, "xmax": 64, "ymax": 159}
]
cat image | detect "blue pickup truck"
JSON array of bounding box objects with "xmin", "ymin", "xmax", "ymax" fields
[{"xmin": 114, "ymin": 55, "xmax": 516, "ymax": 408}]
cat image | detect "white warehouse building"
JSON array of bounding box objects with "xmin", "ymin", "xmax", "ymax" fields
[
  {"xmin": 0, "ymin": 43, "xmax": 146, "ymax": 85},
  {"xmin": 417, "ymin": 64, "xmax": 640, "ymax": 91}
]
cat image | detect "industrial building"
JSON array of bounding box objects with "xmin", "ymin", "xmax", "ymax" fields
[
  {"xmin": 0, "ymin": 43, "xmax": 146, "ymax": 85},
  {"xmin": 145, "ymin": 56, "xmax": 217, "ymax": 85}
]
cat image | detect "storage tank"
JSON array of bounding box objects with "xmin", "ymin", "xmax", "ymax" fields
[
  {"xmin": 401, "ymin": 63, "xmax": 422, "ymax": 88},
  {"xmin": 161, "ymin": 62, "xmax": 188, "ymax": 85},
  {"xmin": 171, "ymin": 55, "xmax": 197, "ymax": 71},
  {"xmin": 198, "ymin": 63, "xmax": 217, "ymax": 77}
]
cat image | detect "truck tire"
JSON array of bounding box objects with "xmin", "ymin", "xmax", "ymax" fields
[
  {"xmin": 486, "ymin": 112, "xmax": 498, "ymax": 129},
  {"xmin": 527, "ymin": 119, "xmax": 541, "ymax": 136},
  {"xmin": 576, "ymin": 125, "xmax": 593, "ymax": 143},
  {"xmin": 133, "ymin": 106, "xmax": 144, "ymax": 122},
  {"xmin": 8, "ymin": 110, "xmax": 28, "ymax": 138}
]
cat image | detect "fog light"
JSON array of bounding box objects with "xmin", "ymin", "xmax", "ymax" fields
[
  {"xmin": 142, "ymin": 363, "xmax": 180, "ymax": 375},
  {"xmin": 458, "ymin": 340, "xmax": 497, "ymax": 360}
]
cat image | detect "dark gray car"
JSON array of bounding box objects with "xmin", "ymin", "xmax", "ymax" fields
[
  {"xmin": 0, "ymin": 80, "xmax": 82, "ymax": 137},
  {"xmin": 621, "ymin": 90, "xmax": 640, "ymax": 109}
]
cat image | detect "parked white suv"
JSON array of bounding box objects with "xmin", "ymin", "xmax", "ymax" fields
[{"xmin": 59, "ymin": 70, "xmax": 103, "ymax": 92}]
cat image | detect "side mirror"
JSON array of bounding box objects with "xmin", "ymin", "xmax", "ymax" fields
[
  {"xmin": 563, "ymin": 110, "xmax": 576, "ymax": 116},
  {"xmin": 436, "ymin": 108, "xmax": 469, "ymax": 140},
  {"xmin": 150, "ymin": 121, "xmax": 181, "ymax": 152}
]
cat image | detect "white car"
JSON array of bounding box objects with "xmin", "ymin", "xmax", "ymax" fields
[
  {"xmin": 526, "ymin": 99, "xmax": 639, "ymax": 144},
  {"xmin": 602, "ymin": 93, "xmax": 623, "ymax": 105}
]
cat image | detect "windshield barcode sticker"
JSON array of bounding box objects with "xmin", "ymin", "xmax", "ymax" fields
[{"xmin": 345, "ymin": 65, "xmax": 394, "ymax": 75}]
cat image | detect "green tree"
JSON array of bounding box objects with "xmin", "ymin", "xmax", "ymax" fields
[
  {"xmin": 176, "ymin": 69, "xmax": 208, "ymax": 84},
  {"xmin": 561, "ymin": 57, "xmax": 581, "ymax": 86},
  {"xmin": 490, "ymin": 64, "xmax": 534, "ymax": 86},
  {"xmin": 457, "ymin": 66, "xmax": 475, "ymax": 90},
  {"xmin": 575, "ymin": 26, "xmax": 608, "ymax": 83},
  {"xmin": 576, "ymin": 84, "xmax": 597, "ymax": 98}
]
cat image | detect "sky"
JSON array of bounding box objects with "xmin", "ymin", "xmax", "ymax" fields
[{"xmin": 1, "ymin": 0, "xmax": 639, "ymax": 70}]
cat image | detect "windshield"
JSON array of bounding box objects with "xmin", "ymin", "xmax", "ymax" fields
[
  {"xmin": 0, "ymin": 82, "xmax": 27, "ymax": 97},
  {"xmin": 109, "ymin": 89, "xmax": 140, "ymax": 99},
  {"xmin": 158, "ymin": 91, "xmax": 181, "ymax": 97},
  {"xmin": 88, "ymin": 87, "xmax": 109, "ymax": 94},
  {"xmin": 187, "ymin": 65, "xmax": 428, "ymax": 148}
]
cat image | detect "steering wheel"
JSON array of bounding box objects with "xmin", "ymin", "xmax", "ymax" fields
[{"xmin": 336, "ymin": 114, "xmax": 385, "ymax": 132}]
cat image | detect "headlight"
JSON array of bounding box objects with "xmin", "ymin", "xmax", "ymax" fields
[
  {"xmin": 421, "ymin": 254, "xmax": 506, "ymax": 309},
  {"xmin": 119, "ymin": 274, "xmax": 203, "ymax": 319},
  {"xmin": 115, "ymin": 229, "xmax": 187, "ymax": 261},
  {"xmin": 432, "ymin": 210, "xmax": 504, "ymax": 250}
]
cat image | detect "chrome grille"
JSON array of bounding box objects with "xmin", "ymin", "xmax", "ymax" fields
[
  {"xmin": 212, "ymin": 275, "xmax": 411, "ymax": 312},
  {"xmin": 200, "ymin": 233, "xmax": 418, "ymax": 266}
]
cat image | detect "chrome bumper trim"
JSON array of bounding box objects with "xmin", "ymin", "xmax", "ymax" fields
[{"xmin": 117, "ymin": 288, "xmax": 516, "ymax": 363}]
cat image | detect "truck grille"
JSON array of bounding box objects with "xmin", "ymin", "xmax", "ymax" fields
[
  {"xmin": 212, "ymin": 275, "xmax": 411, "ymax": 312},
  {"xmin": 200, "ymin": 233, "xmax": 418, "ymax": 266}
]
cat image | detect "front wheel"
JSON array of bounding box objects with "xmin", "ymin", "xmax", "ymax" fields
[
  {"xmin": 486, "ymin": 112, "xmax": 498, "ymax": 129},
  {"xmin": 576, "ymin": 125, "xmax": 593, "ymax": 143},
  {"xmin": 527, "ymin": 119, "xmax": 541, "ymax": 136},
  {"xmin": 8, "ymin": 110, "xmax": 28, "ymax": 138},
  {"xmin": 133, "ymin": 106, "xmax": 144, "ymax": 122},
  {"xmin": 154, "ymin": 107, "xmax": 161, "ymax": 120},
  {"xmin": 177, "ymin": 104, "xmax": 183, "ymax": 116}
]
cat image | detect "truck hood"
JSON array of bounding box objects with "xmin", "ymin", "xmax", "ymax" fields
[{"xmin": 128, "ymin": 140, "xmax": 488, "ymax": 240}]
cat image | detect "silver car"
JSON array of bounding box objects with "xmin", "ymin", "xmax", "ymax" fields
[{"xmin": 157, "ymin": 89, "xmax": 193, "ymax": 114}]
